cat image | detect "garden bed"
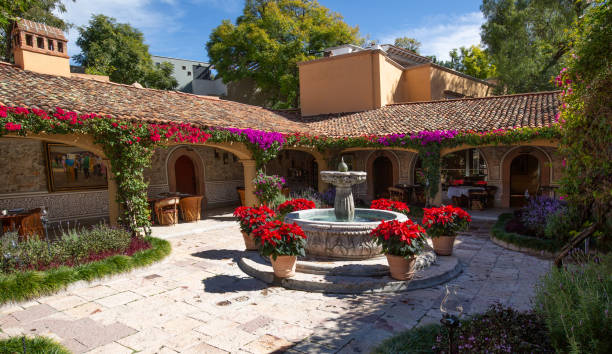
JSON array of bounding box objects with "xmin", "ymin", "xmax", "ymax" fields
[
  {"xmin": 490, "ymin": 213, "xmax": 560, "ymax": 256},
  {"xmin": 0, "ymin": 232, "xmax": 170, "ymax": 305}
]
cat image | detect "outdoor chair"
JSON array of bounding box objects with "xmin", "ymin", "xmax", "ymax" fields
[
  {"xmin": 154, "ymin": 197, "xmax": 180, "ymax": 226},
  {"xmin": 19, "ymin": 208, "xmax": 44, "ymax": 240},
  {"xmin": 388, "ymin": 187, "xmax": 405, "ymax": 202},
  {"xmin": 179, "ymin": 195, "xmax": 204, "ymax": 222},
  {"xmin": 468, "ymin": 189, "xmax": 488, "ymax": 210}
]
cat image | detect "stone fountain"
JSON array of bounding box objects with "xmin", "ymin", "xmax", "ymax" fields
[{"xmin": 285, "ymin": 158, "xmax": 408, "ymax": 260}]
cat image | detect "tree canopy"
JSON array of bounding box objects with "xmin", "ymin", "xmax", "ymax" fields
[
  {"xmin": 480, "ymin": 0, "xmax": 588, "ymax": 93},
  {"xmin": 0, "ymin": 0, "xmax": 72, "ymax": 60},
  {"xmin": 434, "ymin": 45, "xmax": 497, "ymax": 80},
  {"xmin": 74, "ymin": 14, "xmax": 177, "ymax": 90},
  {"xmin": 206, "ymin": 0, "xmax": 361, "ymax": 108},
  {"xmin": 394, "ymin": 36, "xmax": 421, "ymax": 53}
]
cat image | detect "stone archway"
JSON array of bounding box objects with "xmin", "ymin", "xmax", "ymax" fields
[
  {"xmin": 366, "ymin": 150, "xmax": 399, "ymax": 199},
  {"xmin": 166, "ymin": 146, "xmax": 206, "ymax": 198},
  {"xmin": 501, "ymin": 146, "xmax": 551, "ymax": 207}
]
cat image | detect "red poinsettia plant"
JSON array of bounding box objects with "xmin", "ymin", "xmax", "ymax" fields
[
  {"xmin": 233, "ymin": 206, "xmax": 276, "ymax": 234},
  {"xmin": 252, "ymin": 220, "xmax": 307, "ymax": 260},
  {"xmin": 277, "ymin": 198, "xmax": 316, "ymax": 217},
  {"xmin": 370, "ymin": 219, "xmax": 427, "ymax": 259},
  {"xmin": 371, "ymin": 198, "xmax": 410, "ymax": 216},
  {"xmin": 422, "ymin": 205, "xmax": 471, "ymax": 237}
]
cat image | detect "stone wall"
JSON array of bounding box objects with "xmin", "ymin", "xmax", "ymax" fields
[
  {"xmin": 265, "ymin": 150, "xmax": 317, "ymax": 192},
  {"xmin": 0, "ymin": 138, "xmax": 47, "ymax": 193}
]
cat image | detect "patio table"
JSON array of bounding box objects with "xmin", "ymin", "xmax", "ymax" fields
[{"xmin": 447, "ymin": 186, "xmax": 484, "ymax": 199}]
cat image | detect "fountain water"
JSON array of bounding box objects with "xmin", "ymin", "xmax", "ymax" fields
[{"xmin": 285, "ymin": 158, "xmax": 408, "ymax": 259}]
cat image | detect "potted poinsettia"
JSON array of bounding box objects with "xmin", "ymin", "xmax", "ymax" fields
[
  {"xmin": 233, "ymin": 205, "xmax": 276, "ymax": 250},
  {"xmin": 370, "ymin": 219, "xmax": 427, "ymax": 280},
  {"xmin": 422, "ymin": 205, "xmax": 471, "ymax": 256},
  {"xmin": 277, "ymin": 198, "xmax": 316, "ymax": 220},
  {"xmin": 371, "ymin": 198, "xmax": 410, "ymax": 216},
  {"xmin": 252, "ymin": 220, "xmax": 307, "ymax": 278}
]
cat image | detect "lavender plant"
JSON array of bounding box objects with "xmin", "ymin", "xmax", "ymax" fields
[{"xmin": 520, "ymin": 196, "xmax": 567, "ymax": 237}]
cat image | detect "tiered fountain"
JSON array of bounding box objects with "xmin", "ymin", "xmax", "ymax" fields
[{"xmin": 238, "ymin": 159, "xmax": 461, "ymax": 293}]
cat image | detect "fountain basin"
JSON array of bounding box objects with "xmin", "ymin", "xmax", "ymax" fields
[{"xmin": 285, "ymin": 208, "xmax": 408, "ymax": 260}]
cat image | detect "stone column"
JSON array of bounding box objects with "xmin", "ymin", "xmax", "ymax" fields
[
  {"xmin": 241, "ymin": 159, "xmax": 258, "ymax": 206},
  {"xmin": 104, "ymin": 159, "xmax": 120, "ymax": 225}
]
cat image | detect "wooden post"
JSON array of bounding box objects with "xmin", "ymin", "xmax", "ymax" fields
[
  {"xmin": 104, "ymin": 159, "xmax": 120, "ymax": 225},
  {"xmin": 241, "ymin": 159, "xmax": 258, "ymax": 206}
]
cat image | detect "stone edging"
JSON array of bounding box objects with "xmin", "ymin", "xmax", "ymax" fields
[{"xmin": 490, "ymin": 235, "xmax": 556, "ymax": 258}]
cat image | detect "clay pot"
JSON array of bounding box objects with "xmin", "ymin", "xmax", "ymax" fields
[
  {"xmin": 386, "ymin": 254, "xmax": 417, "ymax": 281},
  {"xmin": 270, "ymin": 255, "xmax": 297, "ymax": 278},
  {"xmin": 432, "ymin": 236, "xmax": 456, "ymax": 256},
  {"xmin": 241, "ymin": 231, "xmax": 258, "ymax": 251}
]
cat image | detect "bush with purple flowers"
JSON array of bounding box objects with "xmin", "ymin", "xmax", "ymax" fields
[
  {"xmin": 519, "ymin": 196, "xmax": 567, "ymax": 237},
  {"xmin": 253, "ymin": 171, "xmax": 285, "ymax": 205}
]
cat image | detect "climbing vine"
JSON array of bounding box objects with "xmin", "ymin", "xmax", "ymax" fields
[{"xmin": 1, "ymin": 104, "xmax": 562, "ymax": 232}]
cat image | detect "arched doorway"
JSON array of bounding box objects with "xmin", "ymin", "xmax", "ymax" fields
[
  {"xmin": 509, "ymin": 154, "xmax": 540, "ymax": 207},
  {"xmin": 372, "ymin": 156, "xmax": 393, "ymax": 198},
  {"xmin": 175, "ymin": 155, "xmax": 196, "ymax": 195}
]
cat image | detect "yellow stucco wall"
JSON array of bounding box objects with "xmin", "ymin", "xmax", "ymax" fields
[
  {"xmin": 377, "ymin": 54, "xmax": 405, "ymax": 107},
  {"xmin": 430, "ymin": 66, "xmax": 493, "ymax": 99},
  {"xmin": 14, "ymin": 49, "xmax": 70, "ymax": 77},
  {"xmin": 400, "ymin": 64, "xmax": 432, "ymax": 102},
  {"xmin": 299, "ymin": 51, "xmax": 376, "ymax": 116}
]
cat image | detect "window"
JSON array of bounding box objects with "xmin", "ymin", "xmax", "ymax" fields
[
  {"xmin": 36, "ymin": 37, "xmax": 44, "ymax": 49},
  {"xmin": 25, "ymin": 34, "xmax": 33, "ymax": 46},
  {"xmin": 57, "ymin": 42, "xmax": 64, "ymax": 53},
  {"xmin": 187, "ymin": 71, "xmax": 191, "ymax": 76},
  {"xmin": 47, "ymin": 39, "xmax": 54, "ymax": 51},
  {"xmin": 182, "ymin": 66, "xmax": 186, "ymax": 70}
]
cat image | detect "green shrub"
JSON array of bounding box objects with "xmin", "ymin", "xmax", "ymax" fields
[
  {"xmin": 373, "ymin": 323, "xmax": 440, "ymax": 354},
  {"xmin": 0, "ymin": 336, "xmax": 70, "ymax": 354},
  {"xmin": 492, "ymin": 213, "xmax": 560, "ymax": 252},
  {"xmin": 544, "ymin": 206, "xmax": 583, "ymax": 243},
  {"xmin": 535, "ymin": 253, "xmax": 612, "ymax": 353}
]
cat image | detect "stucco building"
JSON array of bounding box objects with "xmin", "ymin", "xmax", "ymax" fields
[
  {"xmin": 151, "ymin": 55, "xmax": 227, "ymax": 96},
  {"xmin": 0, "ymin": 20, "xmax": 562, "ymax": 225}
]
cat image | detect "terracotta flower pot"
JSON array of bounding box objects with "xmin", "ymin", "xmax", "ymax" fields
[
  {"xmin": 241, "ymin": 231, "xmax": 258, "ymax": 251},
  {"xmin": 270, "ymin": 255, "xmax": 297, "ymax": 278},
  {"xmin": 432, "ymin": 236, "xmax": 456, "ymax": 256},
  {"xmin": 386, "ymin": 254, "xmax": 417, "ymax": 281}
]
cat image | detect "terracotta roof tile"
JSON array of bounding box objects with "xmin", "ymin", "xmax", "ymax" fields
[
  {"xmin": 0, "ymin": 63, "xmax": 560, "ymax": 137},
  {"xmin": 14, "ymin": 18, "xmax": 67, "ymax": 41}
]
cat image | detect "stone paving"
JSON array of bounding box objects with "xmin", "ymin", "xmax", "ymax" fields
[{"xmin": 0, "ymin": 213, "xmax": 551, "ymax": 353}]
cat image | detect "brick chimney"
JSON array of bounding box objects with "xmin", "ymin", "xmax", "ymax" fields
[{"xmin": 10, "ymin": 18, "xmax": 70, "ymax": 77}]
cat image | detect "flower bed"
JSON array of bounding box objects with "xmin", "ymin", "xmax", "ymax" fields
[
  {"xmin": 374, "ymin": 304, "xmax": 553, "ymax": 353},
  {"xmin": 0, "ymin": 233, "xmax": 170, "ymax": 304},
  {"xmin": 492, "ymin": 213, "xmax": 561, "ymax": 253}
]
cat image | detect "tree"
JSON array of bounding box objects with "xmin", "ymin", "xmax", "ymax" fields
[
  {"xmin": 439, "ymin": 45, "xmax": 497, "ymax": 80},
  {"xmin": 394, "ymin": 36, "xmax": 421, "ymax": 53},
  {"xmin": 0, "ymin": 0, "xmax": 73, "ymax": 60},
  {"xmin": 74, "ymin": 15, "xmax": 176, "ymax": 90},
  {"xmin": 480, "ymin": 0, "xmax": 588, "ymax": 93},
  {"xmin": 206, "ymin": 0, "xmax": 361, "ymax": 108}
]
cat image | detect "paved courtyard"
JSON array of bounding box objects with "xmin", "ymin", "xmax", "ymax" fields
[{"xmin": 0, "ymin": 211, "xmax": 551, "ymax": 353}]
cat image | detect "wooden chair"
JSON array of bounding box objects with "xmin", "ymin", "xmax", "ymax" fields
[
  {"xmin": 154, "ymin": 197, "xmax": 180, "ymax": 226},
  {"xmin": 20, "ymin": 208, "xmax": 44, "ymax": 240},
  {"xmin": 388, "ymin": 187, "xmax": 405, "ymax": 202},
  {"xmin": 468, "ymin": 189, "xmax": 488, "ymax": 210},
  {"xmin": 179, "ymin": 195, "xmax": 204, "ymax": 222}
]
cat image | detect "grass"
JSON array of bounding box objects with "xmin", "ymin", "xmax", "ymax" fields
[
  {"xmin": 0, "ymin": 236, "xmax": 171, "ymax": 305},
  {"xmin": 0, "ymin": 336, "xmax": 70, "ymax": 354},
  {"xmin": 491, "ymin": 213, "xmax": 560, "ymax": 253},
  {"xmin": 373, "ymin": 323, "xmax": 440, "ymax": 354}
]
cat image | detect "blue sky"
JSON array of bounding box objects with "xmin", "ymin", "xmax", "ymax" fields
[{"xmin": 60, "ymin": 0, "xmax": 484, "ymax": 63}]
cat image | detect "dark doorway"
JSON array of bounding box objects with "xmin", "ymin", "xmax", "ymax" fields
[
  {"xmin": 175, "ymin": 155, "xmax": 196, "ymax": 195},
  {"xmin": 373, "ymin": 156, "xmax": 393, "ymax": 198},
  {"xmin": 510, "ymin": 154, "xmax": 539, "ymax": 207}
]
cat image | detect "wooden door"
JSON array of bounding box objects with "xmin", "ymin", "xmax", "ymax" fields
[
  {"xmin": 175, "ymin": 155, "xmax": 196, "ymax": 195},
  {"xmin": 373, "ymin": 156, "xmax": 393, "ymax": 198}
]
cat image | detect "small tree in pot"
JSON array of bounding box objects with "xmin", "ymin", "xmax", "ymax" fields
[
  {"xmin": 233, "ymin": 206, "xmax": 276, "ymax": 250},
  {"xmin": 253, "ymin": 220, "xmax": 307, "ymax": 278},
  {"xmin": 422, "ymin": 205, "xmax": 471, "ymax": 256},
  {"xmin": 370, "ymin": 219, "xmax": 427, "ymax": 280}
]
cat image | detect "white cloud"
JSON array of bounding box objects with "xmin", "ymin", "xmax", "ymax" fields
[
  {"xmin": 59, "ymin": 0, "xmax": 185, "ymax": 59},
  {"xmin": 378, "ymin": 12, "xmax": 484, "ymax": 61}
]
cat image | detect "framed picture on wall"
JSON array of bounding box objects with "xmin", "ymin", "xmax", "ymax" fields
[{"xmin": 44, "ymin": 143, "xmax": 108, "ymax": 191}]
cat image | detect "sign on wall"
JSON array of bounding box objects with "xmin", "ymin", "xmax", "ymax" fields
[{"xmin": 44, "ymin": 143, "xmax": 108, "ymax": 191}]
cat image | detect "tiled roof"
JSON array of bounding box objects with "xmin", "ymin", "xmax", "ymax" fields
[
  {"xmin": 14, "ymin": 18, "xmax": 67, "ymax": 41},
  {"xmin": 297, "ymin": 92, "xmax": 561, "ymax": 137},
  {"xmin": 0, "ymin": 62, "xmax": 560, "ymax": 137},
  {"xmin": 0, "ymin": 62, "xmax": 306, "ymax": 133}
]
